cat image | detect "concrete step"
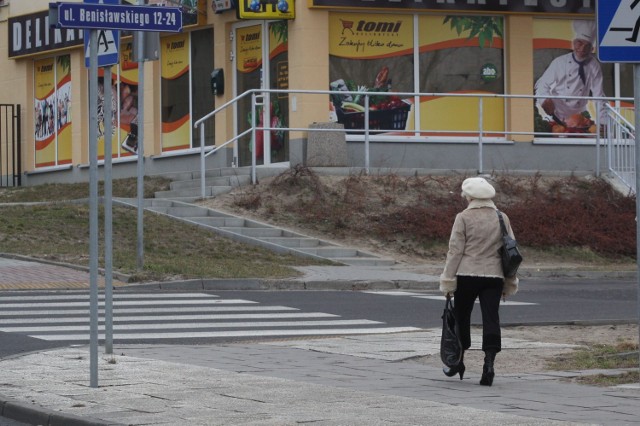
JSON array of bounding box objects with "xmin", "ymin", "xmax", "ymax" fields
[
  {"xmin": 260, "ymin": 237, "xmax": 325, "ymax": 248},
  {"xmin": 296, "ymin": 247, "xmax": 361, "ymax": 258},
  {"xmin": 140, "ymin": 166, "xmax": 397, "ymax": 266},
  {"xmin": 170, "ymin": 175, "xmax": 251, "ymax": 190},
  {"xmin": 154, "ymin": 185, "xmax": 233, "ymax": 199},
  {"xmin": 333, "ymin": 257, "xmax": 397, "ymax": 266},
  {"xmin": 219, "ymin": 227, "xmax": 285, "ymax": 238}
]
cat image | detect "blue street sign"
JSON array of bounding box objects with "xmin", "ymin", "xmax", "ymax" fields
[
  {"xmin": 56, "ymin": 2, "xmax": 182, "ymax": 33},
  {"xmin": 84, "ymin": 0, "xmax": 120, "ymax": 68},
  {"xmin": 597, "ymin": 0, "xmax": 640, "ymax": 63}
]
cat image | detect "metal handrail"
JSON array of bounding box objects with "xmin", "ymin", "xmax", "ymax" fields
[
  {"xmin": 604, "ymin": 104, "xmax": 636, "ymax": 194},
  {"xmin": 194, "ymin": 88, "xmax": 635, "ymax": 199}
]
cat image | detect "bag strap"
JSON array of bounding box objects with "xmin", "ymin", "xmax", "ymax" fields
[{"xmin": 496, "ymin": 210, "xmax": 508, "ymax": 237}]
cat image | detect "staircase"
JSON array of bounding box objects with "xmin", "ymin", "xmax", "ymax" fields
[
  {"xmin": 115, "ymin": 198, "xmax": 396, "ymax": 267},
  {"xmin": 153, "ymin": 168, "xmax": 254, "ymax": 202}
]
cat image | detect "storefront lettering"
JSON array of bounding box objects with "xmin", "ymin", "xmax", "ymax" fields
[
  {"xmin": 9, "ymin": 10, "xmax": 84, "ymax": 58},
  {"xmin": 339, "ymin": 37, "xmax": 366, "ymax": 52},
  {"xmin": 244, "ymin": 32, "xmax": 261, "ymax": 41},
  {"xmin": 357, "ymin": 20, "xmax": 402, "ymax": 33},
  {"xmin": 311, "ymin": 0, "xmax": 593, "ymax": 14}
]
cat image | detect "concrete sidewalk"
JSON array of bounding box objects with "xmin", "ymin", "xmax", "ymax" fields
[
  {"xmin": 1, "ymin": 332, "xmax": 639, "ymax": 425},
  {"xmin": 0, "ymin": 254, "xmax": 639, "ymax": 425}
]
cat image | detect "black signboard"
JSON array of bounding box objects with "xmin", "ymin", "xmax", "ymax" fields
[
  {"xmin": 309, "ymin": 0, "xmax": 594, "ymax": 15},
  {"xmin": 9, "ymin": 10, "xmax": 84, "ymax": 58}
]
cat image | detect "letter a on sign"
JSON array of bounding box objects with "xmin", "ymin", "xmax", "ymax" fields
[{"xmin": 83, "ymin": 0, "xmax": 120, "ymax": 67}]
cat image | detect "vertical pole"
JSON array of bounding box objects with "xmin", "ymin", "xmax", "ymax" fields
[
  {"xmin": 478, "ymin": 97, "xmax": 484, "ymax": 174},
  {"xmin": 364, "ymin": 95, "xmax": 370, "ymax": 175},
  {"xmin": 88, "ymin": 29, "xmax": 99, "ymax": 389},
  {"xmin": 634, "ymin": 64, "xmax": 640, "ymax": 384},
  {"xmin": 251, "ymin": 93, "xmax": 257, "ymax": 185},
  {"xmin": 200, "ymin": 124, "xmax": 206, "ymax": 199},
  {"xmin": 136, "ymin": 0, "xmax": 145, "ymax": 271},
  {"xmin": 595, "ymin": 102, "xmax": 601, "ymax": 177},
  {"xmin": 104, "ymin": 66, "xmax": 114, "ymax": 355}
]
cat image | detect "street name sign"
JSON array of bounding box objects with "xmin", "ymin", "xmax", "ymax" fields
[
  {"xmin": 54, "ymin": 2, "xmax": 183, "ymax": 32},
  {"xmin": 597, "ymin": 0, "xmax": 640, "ymax": 63}
]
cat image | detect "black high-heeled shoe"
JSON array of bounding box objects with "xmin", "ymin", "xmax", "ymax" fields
[
  {"xmin": 443, "ymin": 362, "xmax": 466, "ymax": 380},
  {"xmin": 480, "ymin": 350, "xmax": 496, "ymax": 386}
]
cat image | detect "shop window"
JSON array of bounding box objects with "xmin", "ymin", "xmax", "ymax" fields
[
  {"xmin": 328, "ymin": 12, "xmax": 504, "ymax": 138},
  {"xmin": 95, "ymin": 41, "xmax": 140, "ymax": 158},
  {"xmin": 532, "ymin": 18, "xmax": 628, "ymax": 141},
  {"xmin": 418, "ymin": 15, "xmax": 505, "ymax": 137},
  {"xmin": 161, "ymin": 28, "xmax": 215, "ymax": 153},
  {"xmin": 329, "ymin": 13, "xmax": 414, "ymax": 135},
  {"xmin": 34, "ymin": 55, "xmax": 72, "ymax": 168}
]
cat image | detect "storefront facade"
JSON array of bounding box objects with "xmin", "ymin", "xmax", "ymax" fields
[{"xmin": 0, "ymin": 0, "xmax": 629, "ymax": 185}]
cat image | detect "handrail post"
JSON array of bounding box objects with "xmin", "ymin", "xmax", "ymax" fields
[
  {"xmin": 595, "ymin": 102, "xmax": 601, "ymax": 177},
  {"xmin": 200, "ymin": 123, "xmax": 206, "ymax": 199},
  {"xmin": 478, "ymin": 97, "xmax": 484, "ymax": 174},
  {"xmin": 364, "ymin": 95, "xmax": 370, "ymax": 175},
  {"xmin": 251, "ymin": 92, "xmax": 258, "ymax": 185}
]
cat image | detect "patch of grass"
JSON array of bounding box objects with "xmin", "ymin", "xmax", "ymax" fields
[
  {"xmin": 0, "ymin": 177, "xmax": 329, "ymax": 282},
  {"xmin": 549, "ymin": 341, "xmax": 639, "ymax": 386},
  {"xmin": 575, "ymin": 371, "xmax": 639, "ymax": 387},
  {"xmin": 549, "ymin": 342, "xmax": 638, "ymax": 370}
]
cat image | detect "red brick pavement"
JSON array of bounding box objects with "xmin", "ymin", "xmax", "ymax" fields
[{"xmin": 0, "ymin": 257, "xmax": 116, "ymax": 290}]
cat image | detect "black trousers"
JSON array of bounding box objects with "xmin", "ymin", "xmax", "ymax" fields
[{"xmin": 454, "ymin": 275, "xmax": 503, "ymax": 353}]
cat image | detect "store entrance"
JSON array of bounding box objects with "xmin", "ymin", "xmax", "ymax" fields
[{"xmin": 233, "ymin": 21, "xmax": 289, "ymax": 167}]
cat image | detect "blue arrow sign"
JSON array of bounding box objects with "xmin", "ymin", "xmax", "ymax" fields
[
  {"xmin": 56, "ymin": 2, "xmax": 182, "ymax": 32},
  {"xmin": 597, "ymin": 0, "xmax": 640, "ymax": 63}
]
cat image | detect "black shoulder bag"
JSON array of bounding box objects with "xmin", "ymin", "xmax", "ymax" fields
[{"xmin": 497, "ymin": 210, "xmax": 523, "ymax": 278}]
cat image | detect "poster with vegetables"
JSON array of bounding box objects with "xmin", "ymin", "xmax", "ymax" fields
[
  {"xmin": 329, "ymin": 13, "xmax": 414, "ymax": 134},
  {"xmin": 533, "ymin": 18, "xmax": 618, "ymax": 139},
  {"xmin": 418, "ymin": 15, "xmax": 505, "ymax": 136}
]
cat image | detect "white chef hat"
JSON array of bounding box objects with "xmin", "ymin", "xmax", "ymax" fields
[{"xmin": 572, "ymin": 19, "xmax": 596, "ymax": 45}]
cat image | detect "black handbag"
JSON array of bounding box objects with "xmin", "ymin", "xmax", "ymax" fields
[
  {"xmin": 440, "ymin": 295, "xmax": 462, "ymax": 368},
  {"xmin": 497, "ymin": 210, "xmax": 523, "ymax": 278}
]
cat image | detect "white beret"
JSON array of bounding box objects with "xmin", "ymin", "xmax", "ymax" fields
[{"xmin": 461, "ymin": 177, "xmax": 496, "ymax": 200}]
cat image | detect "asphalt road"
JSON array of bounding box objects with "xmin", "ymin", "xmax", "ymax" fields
[{"xmin": 0, "ymin": 277, "xmax": 637, "ymax": 359}]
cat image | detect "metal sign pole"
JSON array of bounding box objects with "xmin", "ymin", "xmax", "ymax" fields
[
  {"xmin": 136, "ymin": 0, "xmax": 145, "ymax": 271},
  {"xmin": 635, "ymin": 64, "xmax": 640, "ymax": 385},
  {"xmin": 104, "ymin": 65, "xmax": 114, "ymax": 355},
  {"xmin": 88, "ymin": 29, "xmax": 99, "ymax": 389}
]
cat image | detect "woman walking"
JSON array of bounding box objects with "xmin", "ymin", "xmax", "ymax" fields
[{"xmin": 439, "ymin": 177, "xmax": 519, "ymax": 386}]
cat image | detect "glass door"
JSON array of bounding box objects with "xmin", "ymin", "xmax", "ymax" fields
[{"xmin": 233, "ymin": 21, "xmax": 289, "ymax": 167}]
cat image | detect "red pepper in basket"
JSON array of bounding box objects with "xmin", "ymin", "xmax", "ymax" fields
[{"xmin": 374, "ymin": 66, "xmax": 389, "ymax": 89}]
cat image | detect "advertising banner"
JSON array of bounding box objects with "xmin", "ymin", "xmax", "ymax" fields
[
  {"xmin": 34, "ymin": 57, "xmax": 57, "ymax": 167},
  {"xmin": 532, "ymin": 18, "xmax": 623, "ymax": 140},
  {"xmin": 56, "ymin": 56, "xmax": 73, "ymax": 165},
  {"xmin": 161, "ymin": 32, "xmax": 191, "ymax": 152}
]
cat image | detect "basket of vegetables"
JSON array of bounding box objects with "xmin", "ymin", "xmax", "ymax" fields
[
  {"xmin": 331, "ymin": 66, "xmax": 411, "ymax": 134},
  {"xmin": 335, "ymin": 98, "xmax": 411, "ymax": 133}
]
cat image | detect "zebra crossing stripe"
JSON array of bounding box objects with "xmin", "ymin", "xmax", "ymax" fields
[
  {"xmin": 29, "ymin": 327, "xmax": 422, "ymax": 341},
  {"xmin": 0, "ymin": 299, "xmax": 257, "ymax": 308},
  {"xmin": 0, "ymin": 293, "xmax": 217, "ymax": 301},
  {"xmin": 0, "ymin": 306, "xmax": 299, "ymax": 316},
  {"xmin": 0, "ymin": 319, "xmax": 383, "ymax": 333},
  {"xmin": 0, "ymin": 312, "xmax": 336, "ymax": 324}
]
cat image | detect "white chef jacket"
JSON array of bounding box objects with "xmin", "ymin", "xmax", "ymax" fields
[{"xmin": 534, "ymin": 52, "xmax": 607, "ymax": 123}]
